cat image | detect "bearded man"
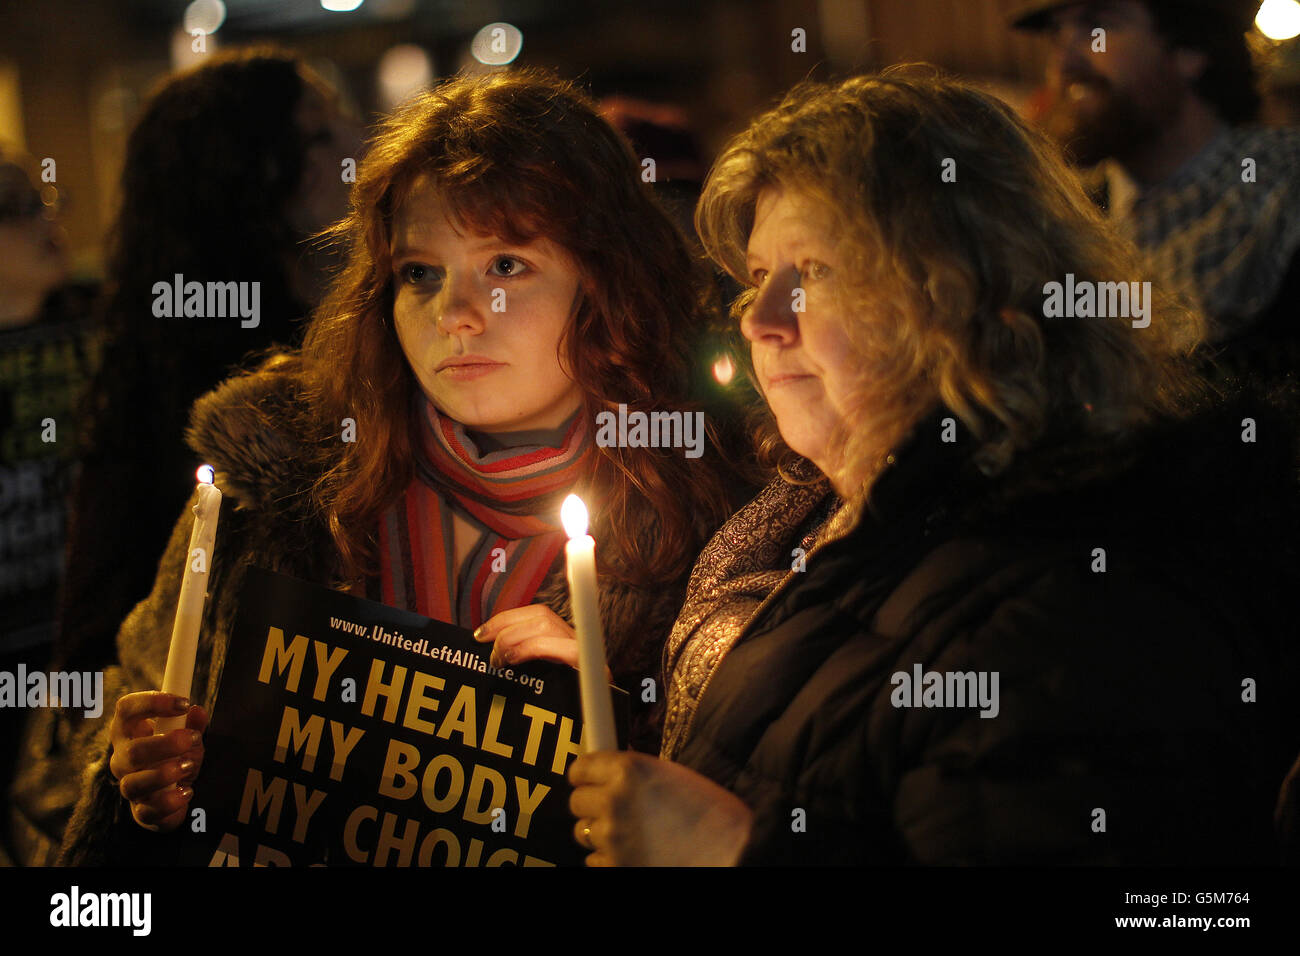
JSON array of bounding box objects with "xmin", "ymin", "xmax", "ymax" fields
[{"xmin": 1012, "ymin": 0, "xmax": 1300, "ymax": 376}]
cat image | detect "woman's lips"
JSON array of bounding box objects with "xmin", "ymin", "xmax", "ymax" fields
[
  {"xmin": 766, "ymin": 373, "xmax": 814, "ymax": 388},
  {"xmin": 438, "ymin": 362, "xmax": 503, "ymax": 381}
]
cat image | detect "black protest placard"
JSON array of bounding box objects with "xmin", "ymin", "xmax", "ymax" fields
[{"xmin": 178, "ymin": 566, "xmax": 627, "ymax": 866}]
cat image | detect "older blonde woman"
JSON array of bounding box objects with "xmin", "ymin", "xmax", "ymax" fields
[{"xmin": 568, "ymin": 68, "xmax": 1300, "ymax": 866}]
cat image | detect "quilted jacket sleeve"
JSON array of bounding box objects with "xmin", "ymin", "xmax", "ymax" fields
[{"xmin": 735, "ymin": 547, "xmax": 1285, "ymax": 864}]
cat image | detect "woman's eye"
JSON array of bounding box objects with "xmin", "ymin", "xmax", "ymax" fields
[
  {"xmin": 801, "ymin": 261, "xmax": 830, "ymax": 281},
  {"xmin": 490, "ymin": 256, "xmax": 527, "ymax": 278},
  {"xmin": 751, "ymin": 269, "xmax": 768, "ymax": 287},
  {"xmin": 398, "ymin": 263, "xmax": 446, "ymax": 289},
  {"xmin": 399, "ymin": 263, "xmax": 441, "ymax": 286}
]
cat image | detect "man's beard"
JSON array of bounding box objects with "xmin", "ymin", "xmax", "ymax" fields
[{"xmin": 1043, "ymin": 77, "xmax": 1163, "ymax": 169}]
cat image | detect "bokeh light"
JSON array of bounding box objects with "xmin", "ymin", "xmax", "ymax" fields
[
  {"xmin": 377, "ymin": 44, "xmax": 434, "ymax": 111},
  {"xmin": 471, "ymin": 22, "xmax": 524, "ymax": 66},
  {"xmin": 1257, "ymin": 0, "xmax": 1300, "ymax": 40},
  {"xmin": 183, "ymin": 0, "xmax": 226, "ymax": 36}
]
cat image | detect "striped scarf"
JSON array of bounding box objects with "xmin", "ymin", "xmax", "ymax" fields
[{"xmin": 377, "ymin": 399, "xmax": 593, "ymax": 629}]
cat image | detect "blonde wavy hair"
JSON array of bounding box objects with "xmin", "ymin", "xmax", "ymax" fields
[{"xmin": 696, "ymin": 66, "xmax": 1206, "ymax": 494}]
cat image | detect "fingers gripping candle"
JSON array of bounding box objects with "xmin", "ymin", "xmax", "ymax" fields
[
  {"xmin": 561, "ymin": 494, "xmax": 618, "ymax": 752},
  {"xmin": 157, "ymin": 465, "xmax": 222, "ymax": 733}
]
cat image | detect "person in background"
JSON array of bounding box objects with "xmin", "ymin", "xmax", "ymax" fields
[
  {"xmin": 6, "ymin": 46, "xmax": 360, "ymax": 867},
  {"xmin": 0, "ymin": 148, "xmax": 100, "ymax": 652},
  {"xmin": 1011, "ymin": 0, "xmax": 1300, "ymax": 379},
  {"xmin": 0, "ymin": 149, "xmax": 101, "ymax": 867},
  {"xmin": 598, "ymin": 94, "xmax": 757, "ymax": 481},
  {"xmin": 56, "ymin": 47, "xmax": 361, "ymax": 680}
]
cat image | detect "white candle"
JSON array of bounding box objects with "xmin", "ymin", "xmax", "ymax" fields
[
  {"xmin": 561, "ymin": 494, "xmax": 618, "ymax": 752},
  {"xmin": 157, "ymin": 465, "xmax": 222, "ymax": 733}
]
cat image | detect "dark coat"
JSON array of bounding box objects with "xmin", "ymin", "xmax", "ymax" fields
[
  {"xmin": 676, "ymin": 396, "xmax": 1300, "ymax": 865},
  {"xmin": 14, "ymin": 361, "xmax": 689, "ymax": 865}
]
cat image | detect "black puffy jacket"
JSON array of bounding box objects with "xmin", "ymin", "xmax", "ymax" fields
[{"xmin": 675, "ymin": 396, "xmax": 1300, "ymax": 865}]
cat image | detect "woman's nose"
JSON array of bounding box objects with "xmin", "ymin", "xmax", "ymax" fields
[
  {"xmin": 740, "ymin": 266, "xmax": 800, "ymax": 345},
  {"xmin": 436, "ymin": 271, "xmax": 487, "ymax": 335}
]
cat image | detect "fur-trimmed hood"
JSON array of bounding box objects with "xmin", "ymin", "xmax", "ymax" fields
[{"xmin": 186, "ymin": 355, "xmax": 320, "ymax": 517}]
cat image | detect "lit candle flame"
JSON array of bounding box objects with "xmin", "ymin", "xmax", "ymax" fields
[
  {"xmin": 712, "ymin": 354, "xmax": 735, "ymax": 386},
  {"xmin": 196, "ymin": 464, "xmax": 215, "ymax": 485},
  {"xmin": 561, "ymin": 494, "xmax": 588, "ymax": 539}
]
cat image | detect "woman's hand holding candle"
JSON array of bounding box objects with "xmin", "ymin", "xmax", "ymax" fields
[
  {"xmin": 108, "ymin": 691, "xmax": 208, "ymax": 832},
  {"xmin": 568, "ymin": 751, "xmax": 754, "ymax": 866}
]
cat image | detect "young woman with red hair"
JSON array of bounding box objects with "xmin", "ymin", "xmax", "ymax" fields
[{"xmin": 52, "ymin": 69, "xmax": 741, "ymax": 864}]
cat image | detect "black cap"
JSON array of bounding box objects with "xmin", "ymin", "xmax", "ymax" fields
[{"xmin": 1010, "ymin": 0, "xmax": 1260, "ymax": 32}]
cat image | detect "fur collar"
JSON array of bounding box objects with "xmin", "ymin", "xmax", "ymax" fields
[{"xmin": 183, "ymin": 355, "xmax": 317, "ymax": 515}]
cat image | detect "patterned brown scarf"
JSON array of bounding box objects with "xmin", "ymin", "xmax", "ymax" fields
[{"xmin": 660, "ymin": 459, "xmax": 840, "ymax": 760}]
